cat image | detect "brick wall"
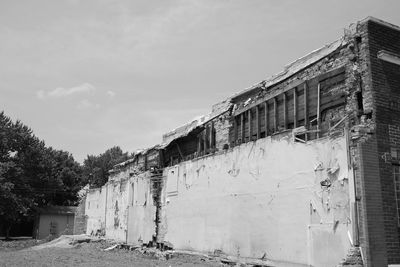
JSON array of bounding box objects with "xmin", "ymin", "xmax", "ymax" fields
[
  {"xmin": 355, "ymin": 18, "xmax": 400, "ymax": 266},
  {"xmin": 368, "ymin": 19, "xmax": 400, "ymax": 265},
  {"xmin": 358, "ymin": 136, "xmax": 388, "ymax": 266}
]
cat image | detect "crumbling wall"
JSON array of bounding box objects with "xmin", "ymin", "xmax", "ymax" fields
[
  {"xmin": 161, "ymin": 133, "xmax": 352, "ymax": 266},
  {"xmin": 85, "ymin": 186, "xmax": 107, "ymax": 236},
  {"xmin": 210, "ymin": 100, "xmax": 233, "ymax": 151},
  {"xmin": 213, "ymin": 112, "xmax": 231, "ymax": 151},
  {"xmin": 127, "ymin": 171, "xmax": 158, "ymax": 246},
  {"xmin": 227, "ymin": 36, "xmax": 361, "ymax": 147},
  {"xmin": 350, "ymin": 18, "xmax": 400, "ymax": 267},
  {"xmin": 105, "ymin": 178, "xmax": 130, "ymax": 242}
]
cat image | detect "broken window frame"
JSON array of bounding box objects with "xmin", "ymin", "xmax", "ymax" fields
[{"xmin": 230, "ymin": 66, "xmax": 347, "ymax": 145}]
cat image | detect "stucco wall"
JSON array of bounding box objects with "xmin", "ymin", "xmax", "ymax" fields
[
  {"xmin": 127, "ymin": 172, "xmax": 157, "ymax": 246},
  {"xmin": 86, "ymin": 186, "xmax": 107, "ymax": 236},
  {"xmin": 162, "ymin": 133, "xmax": 352, "ymax": 267},
  {"xmin": 85, "ymin": 167, "xmax": 157, "ymax": 244},
  {"xmin": 105, "ymin": 179, "xmax": 130, "ymax": 242}
]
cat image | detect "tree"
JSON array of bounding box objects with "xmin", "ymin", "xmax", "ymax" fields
[
  {"xmin": 83, "ymin": 146, "xmax": 129, "ymax": 187},
  {"xmin": 0, "ymin": 161, "xmax": 30, "ymax": 239},
  {"xmin": 0, "ymin": 111, "xmax": 84, "ymax": 238}
]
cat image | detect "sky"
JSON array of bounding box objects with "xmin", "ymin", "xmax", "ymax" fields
[{"xmin": 1, "ymin": 0, "xmax": 400, "ymax": 163}]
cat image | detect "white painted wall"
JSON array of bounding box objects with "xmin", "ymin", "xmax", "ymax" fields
[
  {"xmin": 162, "ymin": 133, "xmax": 352, "ymax": 267},
  {"xmin": 85, "ymin": 168, "xmax": 157, "ymax": 244},
  {"xmin": 85, "ymin": 186, "xmax": 107, "ymax": 236},
  {"xmin": 105, "ymin": 179, "xmax": 130, "ymax": 242},
  {"xmin": 127, "ymin": 172, "xmax": 157, "ymax": 245}
]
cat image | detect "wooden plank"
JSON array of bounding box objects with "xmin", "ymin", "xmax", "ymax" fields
[
  {"xmin": 158, "ymin": 150, "xmax": 164, "ymax": 168},
  {"xmin": 197, "ymin": 134, "xmax": 201, "ymax": 154},
  {"xmin": 256, "ymin": 105, "xmax": 260, "ymax": 139},
  {"xmin": 241, "ymin": 113, "xmax": 245, "ymax": 143},
  {"xmin": 264, "ymin": 101, "xmax": 268, "ymax": 135},
  {"xmin": 233, "ymin": 116, "xmax": 238, "ymax": 145},
  {"xmin": 203, "ymin": 127, "xmax": 207, "ymax": 154},
  {"xmin": 210, "ymin": 121, "xmax": 215, "ymax": 149},
  {"xmin": 273, "ymin": 97, "xmax": 278, "ymax": 132},
  {"xmin": 232, "ymin": 80, "xmax": 306, "ymax": 117},
  {"xmin": 304, "ymin": 82, "xmax": 309, "ymax": 128},
  {"xmin": 320, "ymin": 92, "xmax": 346, "ymax": 106},
  {"xmin": 175, "ymin": 142, "xmax": 184, "ymax": 160},
  {"xmin": 283, "ymin": 93, "xmax": 287, "ymax": 129},
  {"xmin": 294, "ymin": 87, "xmax": 298, "ymax": 128},
  {"xmin": 304, "ymin": 83, "xmax": 309, "ymax": 141},
  {"xmin": 317, "ymin": 66, "xmax": 345, "ymax": 82},
  {"xmin": 248, "ymin": 109, "xmax": 252, "ymax": 141},
  {"xmin": 320, "ymin": 96, "xmax": 346, "ymax": 112},
  {"xmin": 317, "ymin": 83, "xmax": 321, "ymax": 138}
]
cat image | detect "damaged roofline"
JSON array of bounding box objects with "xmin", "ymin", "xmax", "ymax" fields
[
  {"xmin": 160, "ymin": 20, "xmax": 354, "ymax": 150},
  {"xmin": 230, "ymin": 16, "xmax": 396, "ymax": 102},
  {"xmin": 109, "ymin": 144, "xmax": 162, "ymax": 173},
  {"xmin": 231, "ymin": 37, "xmax": 346, "ymax": 102},
  {"xmin": 110, "ymin": 16, "xmax": 396, "ymax": 175},
  {"xmin": 161, "ymin": 100, "xmax": 233, "ymax": 148}
]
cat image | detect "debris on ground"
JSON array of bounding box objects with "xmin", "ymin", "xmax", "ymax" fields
[
  {"xmin": 103, "ymin": 244, "xmax": 120, "ymax": 251},
  {"xmin": 110, "ymin": 244, "xmax": 273, "ymax": 266},
  {"xmin": 30, "ymin": 234, "xmax": 107, "ymax": 250},
  {"xmin": 0, "ymin": 236, "xmax": 276, "ymax": 266}
]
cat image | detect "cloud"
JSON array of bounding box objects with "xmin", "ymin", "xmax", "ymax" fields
[
  {"xmin": 76, "ymin": 99, "xmax": 100, "ymax": 110},
  {"xmin": 106, "ymin": 90, "xmax": 116, "ymax": 97},
  {"xmin": 37, "ymin": 83, "xmax": 96, "ymax": 99}
]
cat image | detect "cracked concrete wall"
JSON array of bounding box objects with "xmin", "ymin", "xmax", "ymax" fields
[{"xmin": 161, "ymin": 133, "xmax": 351, "ymax": 267}]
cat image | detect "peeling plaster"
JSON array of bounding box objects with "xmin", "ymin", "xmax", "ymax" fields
[{"xmin": 161, "ymin": 134, "xmax": 351, "ymax": 266}]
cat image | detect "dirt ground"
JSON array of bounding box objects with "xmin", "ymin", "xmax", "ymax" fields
[{"xmin": 0, "ymin": 238, "xmax": 225, "ymax": 267}]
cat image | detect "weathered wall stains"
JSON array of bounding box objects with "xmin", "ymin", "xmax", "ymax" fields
[
  {"xmin": 127, "ymin": 172, "xmax": 157, "ymax": 246},
  {"xmin": 85, "ymin": 170, "xmax": 158, "ymax": 245},
  {"xmin": 161, "ymin": 133, "xmax": 351, "ymax": 266},
  {"xmin": 79, "ymin": 17, "xmax": 400, "ymax": 267},
  {"xmin": 104, "ymin": 179, "xmax": 129, "ymax": 242},
  {"xmin": 85, "ymin": 186, "xmax": 107, "ymax": 236}
]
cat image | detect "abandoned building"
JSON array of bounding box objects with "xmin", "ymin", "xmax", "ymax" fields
[{"xmin": 77, "ymin": 17, "xmax": 400, "ymax": 267}]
